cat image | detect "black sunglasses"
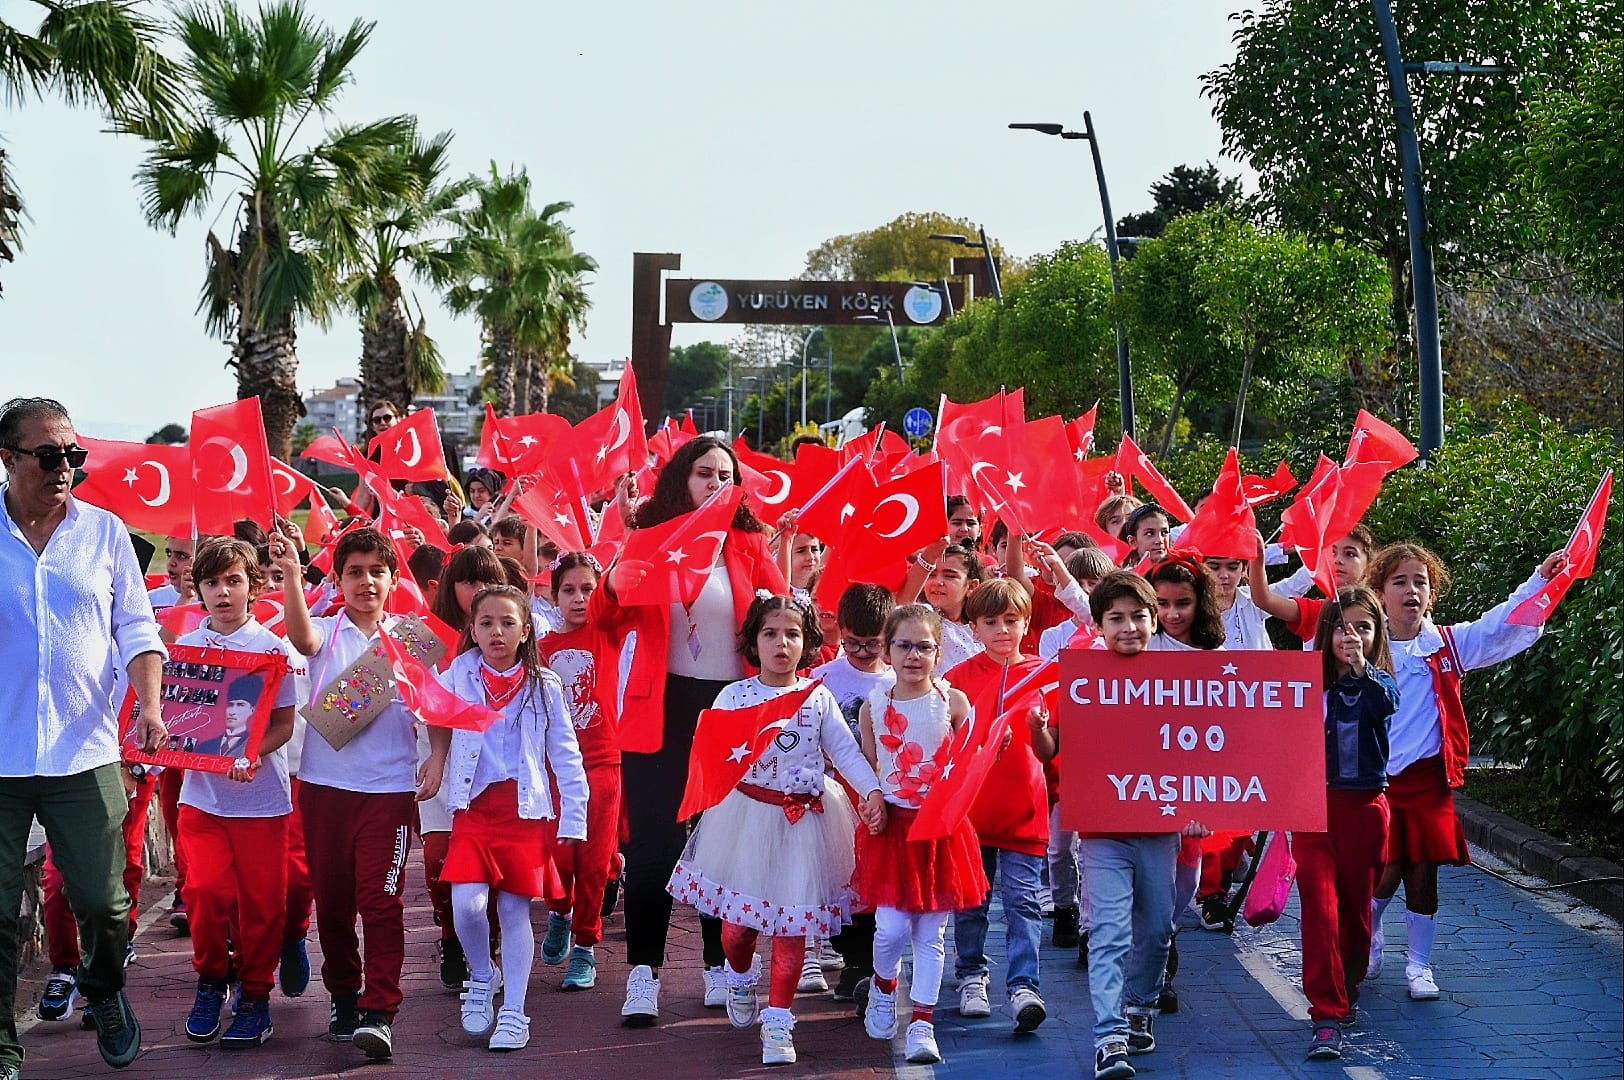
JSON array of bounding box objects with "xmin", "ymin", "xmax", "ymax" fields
[
  {"xmin": 8, "ymin": 445, "xmax": 89, "ymax": 471},
  {"xmin": 371, "ymin": 413, "xmax": 396, "ymax": 425}
]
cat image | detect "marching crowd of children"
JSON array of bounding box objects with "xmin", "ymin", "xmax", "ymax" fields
[{"xmin": 33, "ymin": 425, "xmax": 1572, "ymax": 1080}]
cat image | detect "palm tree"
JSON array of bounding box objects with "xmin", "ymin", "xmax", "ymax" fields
[
  {"xmin": 434, "ymin": 164, "xmax": 595, "ymax": 416},
  {"xmin": 1, "ymin": 0, "xmax": 180, "ymax": 292},
  {"xmin": 133, "ymin": 0, "xmax": 411, "ymax": 458},
  {"xmin": 310, "ymin": 127, "xmax": 476, "ymax": 434}
]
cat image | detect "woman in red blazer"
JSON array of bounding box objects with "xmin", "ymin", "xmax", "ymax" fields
[{"xmin": 594, "ymin": 436, "xmax": 788, "ymax": 1027}]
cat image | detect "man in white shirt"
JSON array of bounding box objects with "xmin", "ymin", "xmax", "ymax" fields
[{"xmin": 0, "ymin": 398, "xmax": 169, "ymax": 1075}]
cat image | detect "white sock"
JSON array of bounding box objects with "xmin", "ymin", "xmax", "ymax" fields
[
  {"xmin": 497, "ymin": 890, "xmax": 534, "ymax": 1014},
  {"xmin": 1372, "ymin": 894, "xmax": 1393, "ymax": 930},
  {"xmin": 760, "ymin": 1006, "xmax": 794, "ymax": 1027},
  {"xmin": 450, "ymin": 883, "xmax": 494, "ymax": 981},
  {"xmin": 1405, "ymin": 911, "xmax": 1437, "ymax": 971}
]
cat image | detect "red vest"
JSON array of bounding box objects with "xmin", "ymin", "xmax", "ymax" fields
[{"xmin": 1424, "ymin": 624, "xmax": 1470, "ymax": 788}]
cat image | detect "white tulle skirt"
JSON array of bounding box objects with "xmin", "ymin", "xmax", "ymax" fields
[{"xmin": 668, "ymin": 783, "xmax": 859, "ymax": 937}]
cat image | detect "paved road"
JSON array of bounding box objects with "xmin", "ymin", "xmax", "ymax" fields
[{"xmin": 17, "ymin": 844, "xmax": 1621, "ymax": 1079}]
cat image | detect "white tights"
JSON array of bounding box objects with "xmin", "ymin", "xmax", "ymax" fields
[
  {"xmin": 873, "ymin": 906, "xmax": 950, "ymax": 1007},
  {"xmin": 451, "ymin": 883, "xmax": 535, "ymax": 1016}
]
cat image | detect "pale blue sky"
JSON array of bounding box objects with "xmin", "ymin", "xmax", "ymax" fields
[{"xmin": 0, "ymin": 0, "xmax": 1248, "ymax": 439}]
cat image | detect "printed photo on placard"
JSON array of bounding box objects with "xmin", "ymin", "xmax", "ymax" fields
[{"xmin": 120, "ymin": 644, "xmax": 289, "ymax": 775}]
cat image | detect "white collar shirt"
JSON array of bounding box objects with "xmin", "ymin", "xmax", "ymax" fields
[{"xmin": 0, "ymin": 488, "xmax": 166, "ymax": 777}]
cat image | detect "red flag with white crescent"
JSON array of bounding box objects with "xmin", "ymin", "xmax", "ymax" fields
[
  {"xmin": 1508, "ymin": 470, "xmax": 1612, "ymax": 626},
  {"xmin": 190, "ymin": 398, "xmax": 276, "ymax": 533},
  {"xmin": 367, "ymin": 407, "xmax": 448, "ymax": 483},
  {"xmin": 677, "ymin": 680, "xmax": 824, "ymax": 819},
  {"xmin": 73, "ymin": 438, "xmax": 195, "ymax": 537}
]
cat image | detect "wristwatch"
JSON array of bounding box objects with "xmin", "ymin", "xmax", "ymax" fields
[{"xmin": 126, "ymin": 763, "xmax": 147, "ymax": 780}]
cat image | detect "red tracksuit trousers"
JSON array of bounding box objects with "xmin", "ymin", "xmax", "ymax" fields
[
  {"xmin": 300, "ymin": 783, "xmax": 414, "ymax": 1017},
  {"xmin": 178, "ymin": 806, "xmax": 289, "ymax": 997},
  {"xmin": 284, "ymin": 777, "xmax": 313, "ymax": 945},
  {"xmin": 1296, "ymin": 789, "xmax": 1390, "ymax": 1021},
  {"xmin": 42, "ymin": 773, "xmax": 156, "ymax": 971},
  {"xmin": 545, "ymin": 763, "xmax": 622, "ymax": 947}
]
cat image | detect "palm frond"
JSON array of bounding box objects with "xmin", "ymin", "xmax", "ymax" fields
[
  {"xmin": 309, "ymin": 14, "xmax": 372, "ymax": 109},
  {"xmin": 404, "ymin": 306, "xmax": 446, "ymax": 395}
]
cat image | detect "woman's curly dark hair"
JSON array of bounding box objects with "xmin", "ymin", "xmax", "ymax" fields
[
  {"xmin": 1146, "ymin": 551, "xmax": 1227, "ymax": 650},
  {"xmin": 633, "ymin": 435, "xmax": 765, "ymax": 534}
]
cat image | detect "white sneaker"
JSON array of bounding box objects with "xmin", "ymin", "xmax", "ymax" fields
[
  {"xmin": 760, "ymin": 1015, "xmax": 796, "ymax": 1065},
  {"xmin": 487, "ymin": 1006, "xmax": 529, "ymax": 1051},
  {"xmin": 621, "ymin": 965, "xmax": 660, "ymax": 1027},
  {"xmin": 725, "ymin": 962, "xmax": 760, "ymax": 1029},
  {"xmin": 701, "ymin": 965, "xmax": 727, "ymax": 1009},
  {"xmin": 905, "ymin": 1019, "xmax": 942, "ymax": 1064},
  {"xmin": 1009, "ymin": 985, "xmax": 1047, "ymax": 1034},
  {"xmin": 818, "ymin": 938, "xmax": 844, "ymax": 971},
  {"xmin": 1406, "ymin": 964, "xmax": 1440, "ymax": 1001},
  {"xmin": 459, "ymin": 968, "xmax": 502, "ymax": 1037},
  {"xmin": 797, "ymin": 952, "xmax": 828, "ymax": 993},
  {"xmin": 1368, "ymin": 923, "xmax": 1385, "ymax": 979},
  {"xmin": 958, "ymin": 974, "xmax": 991, "ymax": 1018},
  {"xmin": 863, "ymin": 983, "xmax": 897, "ymax": 1040}
]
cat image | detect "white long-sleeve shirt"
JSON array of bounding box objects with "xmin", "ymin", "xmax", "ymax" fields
[{"xmin": 0, "ymin": 490, "xmax": 166, "ymax": 777}]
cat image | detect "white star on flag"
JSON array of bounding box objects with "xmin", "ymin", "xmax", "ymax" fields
[
  {"xmin": 1074, "ymin": 448, "xmax": 1086, "ymax": 462},
  {"xmin": 1004, "ymin": 471, "xmax": 1026, "ymax": 492},
  {"xmin": 595, "ymin": 445, "xmax": 609, "ymax": 463},
  {"xmin": 518, "ymin": 435, "xmax": 537, "ymax": 448},
  {"xmin": 1160, "ymin": 804, "xmax": 1177, "ymax": 816},
  {"xmin": 727, "ymin": 742, "xmax": 750, "ymax": 763},
  {"xmin": 666, "ymin": 547, "xmax": 688, "ymax": 565},
  {"xmin": 941, "ymin": 761, "xmax": 955, "ymax": 779},
  {"xmin": 122, "ymin": 468, "xmax": 139, "ymax": 486},
  {"xmin": 1222, "ymin": 662, "xmax": 1239, "ymax": 675},
  {"xmin": 553, "ymin": 512, "xmax": 573, "ymax": 527}
]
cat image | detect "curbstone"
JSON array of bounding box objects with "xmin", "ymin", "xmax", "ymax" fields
[{"xmin": 1455, "ymin": 794, "xmax": 1624, "ymax": 921}]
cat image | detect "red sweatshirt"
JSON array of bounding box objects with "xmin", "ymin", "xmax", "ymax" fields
[{"xmin": 943, "ymin": 652, "xmax": 1049, "ymax": 857}]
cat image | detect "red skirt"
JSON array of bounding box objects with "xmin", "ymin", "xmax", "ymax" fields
[
  {"xmin": 1384, "ymin": 756, "xmax": 1470, "ymax": 867},
  {"xmin": 442, "ymin": 781, "xmax": 566, "ymax": 899},
  {"xmin": 853, "ymin": 805, "xmax": 989, "ymax": 913}
]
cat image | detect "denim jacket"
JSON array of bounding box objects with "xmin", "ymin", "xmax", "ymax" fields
[{"xmin": 1324, "ymin": 666, "xmax": 1400, "ymax": 791}]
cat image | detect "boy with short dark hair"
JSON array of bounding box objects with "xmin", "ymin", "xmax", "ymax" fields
[{"xmin": 277, "ymin": 525, "xmax": 449, "ymax": 1061}]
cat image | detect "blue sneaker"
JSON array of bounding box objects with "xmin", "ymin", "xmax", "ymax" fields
[
  {"xmin": 561, "ymin": 946, "xmax": 597, "ymax": 991},
  {"xmin": 185, "ymin": 979, "xmax": 228, "ymax": 1043},
  {"xmin": 279, "ymin": 940, "xmax": 310, "ymax": 998},
  {"xmin": 220, "ymin": 995, "xmax": 273, "ymax": 1049},
  {"xmin": 541, "ymin": 912, "xmax": 571, "ymax": 966}
]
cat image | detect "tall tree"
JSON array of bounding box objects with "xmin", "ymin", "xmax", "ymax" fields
[
  {"xmin": 1, "ymin": 0, "xmax": 180, "ymax": 292},
  {"xmin": 311, "ymin": 126, "xmax": 475, "ymax": 434},
  {"xmin": 436, "ymin": 165, "xmax": 595, "ymax": 416},
  {"xmin": 1201, "ymin": 0, "xmax": 1615, "ymax": 354},
  {"xmin": 663, "ymin": 341, "xmax": 735, "ymax": 415},
  {"xmin": 1116, "ymin": 162, "xmax": 1244, "ymax": 240},
  {"xmin": 134, "ymin": 0, "xmax": 410, "ymax": 458}
]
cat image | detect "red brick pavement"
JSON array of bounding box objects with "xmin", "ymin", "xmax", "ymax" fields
[{"xmin": 17, "ymin": 861, "xmax": 897, "ymax": 1079}]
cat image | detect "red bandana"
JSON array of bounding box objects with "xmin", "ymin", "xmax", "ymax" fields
[{"xmin": 480, "ymin": 663, "xmax": 526, "ymax": 710}]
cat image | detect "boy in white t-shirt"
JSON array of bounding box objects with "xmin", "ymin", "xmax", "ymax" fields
[
  {"xmin": 276, "ymin": 524, "xmax": 450, "ymax": 1061},
  {"xmin": 173, "ymin": 539, "xmax": 298, "ymax": 1049},
  {"xmin": 809, "ymin": 583, "xmax": 895, "ymax": 1001}
]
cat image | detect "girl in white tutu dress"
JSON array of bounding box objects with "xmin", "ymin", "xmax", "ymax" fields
[{"xmin": 668, "ymin": 593, "xmax": 885, "ymax": 1066}]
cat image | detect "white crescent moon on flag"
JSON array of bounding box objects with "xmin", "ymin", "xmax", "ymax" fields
[
  {"xmin": 138, "ymin": 460, "xmax": 171, "ymax": 507},
  {"xmin": 969, "ymin": 461, "xmax": 1006, "ymax": 508},
  {"xmin": 199, "ymin": 437, "xmax": 249, "ymax": 493},
  {"xmin": 399, "ymin": 429, "xmax": 423, "ymax": 468},
  {"xmin": 762, "ymin": 470, "xmax": 791, "ymax": 505},
  {"xmin": 607, "ymin": 409, "xmax": 631, "ymax": 453},
  {"xmin": 873, "ymin": 493, "xmax": 920, "ymax": 539},
  {"xmin": 695, "ymin": 529, "xmax": 730, "ymax": 552},
  {"xmin": 274, "ymin": 464, "xmax": 298, "ymax": 496}
]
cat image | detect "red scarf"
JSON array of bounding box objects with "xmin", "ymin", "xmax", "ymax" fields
[{"xmin": 480, "ymin": 662, "xmax": 527, "ymax": 710}]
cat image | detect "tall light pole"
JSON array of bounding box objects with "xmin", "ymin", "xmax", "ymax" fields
[
  {"xmin": 1011, "ymin": 114, "xmax": 1135, "ymax": 440},
  {"xmin": 799, "ymin": 327, "xmax": 824, "ymax": 430},
  {"xmin": 929, "ymin": 228, "xmax": 1002, "ymax": 300},
  {"xmin": 855, "ymin": 313, "xmax": 905, "ymax": 386}
]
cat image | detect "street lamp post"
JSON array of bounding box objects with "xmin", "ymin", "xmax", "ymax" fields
[
  {"xmin": 1011, "ymin": 113, "xmax": 1135, "ymax": 440},
  {"xmin": 799, "ymin": 327, "xmax": 824, "ymax": 430},
  {"xmin": 929, "ymin": 228, "xmax": 1002, "ymax": 300},
  {"xmin": 855, "ymin": 313, "xmax": 905, "ymax": 386}
]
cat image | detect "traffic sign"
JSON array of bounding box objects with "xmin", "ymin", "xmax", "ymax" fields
[{"xmin": 903, "ymin": 407, "xmax": 934, "ymax": 439}]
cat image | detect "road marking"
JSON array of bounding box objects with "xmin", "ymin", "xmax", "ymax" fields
[{"xmin": 1234, "ymin": 947, "xmax": 1311, "ymax": 1021}]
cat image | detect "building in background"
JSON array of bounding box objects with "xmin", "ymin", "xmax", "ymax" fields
[
  {"xmin": 580, "ymin": 356, "xmax": 626, "ymax": 407},
  {"xmin": 302, "ymin": 378, "xmax": 360, "ymax": 439},
  {"xmin": 412, "ymin": 364, "xmax": 482, "ymax": 440}
]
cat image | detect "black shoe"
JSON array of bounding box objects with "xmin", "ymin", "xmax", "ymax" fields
[
  {"xmin": 1126, "ymin": 1009, "xmax": 1156, "ymax": 1054},
  {"xmin": 601, "ymin": 867, "xmax": 622, "ymax": 919},
  {"xmin": 1077, "ymin": 930, "xmax": 1090, "ymax": 968},
  {"xmin": 1095, "ymin": 1040, "xmax": 1135, "ymax": 1079},
  {"xmin": 170, "ymin": 899, "xmax": 190, "ymax": 936},
  {"xmin": 1052, "ymin": 905, "xmax": 1080, "ymax": 948},
  {"xmin": 1158, "ymin": 985, "xmax": 1180, "ymax": 1014},
  {"xmin": 852, "ymin": 976, "xmax": 871, "ymax": 1020},
  {"xmin": 832, "ymin": 966, "xmax": 869, "ymax": 1002},
  {"xmin": 352, "ymin": 1011, "xmax": 393, "ymax": 1059},
  {"xmin": 1199, "ymin": 894, "xmax": 1230, "ymax": 932},
  {"xmin": 439, "ymin": 936, "xmax": 468, "ymax": 991},
  {"xmin": 1159, "ymin": 933, "xmax": 1180, "ymax": 1012},
  {"xmin": 279, "ymin": 939, "xmax": 310, "ymax": 998},
  {"xmin": 0, "ymin": 1060, "xmax": 18, "ymax": 1080},
  {"xmin": 88, "ymin": 991, "xmax": 142, "ymax": 1069},
  {"xmin": 327, "ymin": 994, "xmax": 360, "ymax": 1041}
]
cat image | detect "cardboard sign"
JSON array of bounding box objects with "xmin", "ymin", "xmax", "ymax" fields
[
  {"xmin": 301, "ymin": 645, "xmax": 395, "ymax": 751},
  {"xmin": 120, "ymin": 645, "xmax": 289, "ymax": 775},
  {"xmin": 387, "ymin": 613, "xmax": 448, "ymax": 669},
  {"xmin": 1058, "ymin": 649, "xmax": 1326, "ymax": 833}
]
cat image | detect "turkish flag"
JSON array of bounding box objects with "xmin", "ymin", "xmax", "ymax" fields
[
  {"xmin": 513, "ymin": 476, "xmax": 593, "ymax": 551},
  {"xmin": 1322, "ymin": 460, "xmax": 1388, "ymax": 547},
  {"xmin": 300, "ymin": 431, "xmax": 365, "ymax": 472},
  {"xmin": 839, "ymin": 462, "xmax": 950, "ymax": 583},
  {"xmin": 73, "ymin": 438, "xmax": 195, "ymax": 536},
  {"xmin": 936, "ymin": 390, "xmax": 1024, "ymax": 521},
  {"xmin": 356, "ymin": 454, "xmax": 449, "ymax": 545},
  {"xmin": 842, "ymin": 425, "xmax": 910, "ymax": 474},
  {"xmin": 368, "ymin": 408, "xmax": 447, "ymax": 483},
  {"xmin": 1242, "ymin": 460, "xmax": 1298, "ymax": 507},
  {"xmin": 612, "ymin": 483, "xmax": 744, "ymax": 606},
  {"xmin": 1181, "ymin": 449, "xmax": 1259, "ymax": 560},
  {"xmin": 269, "ymin": 457, "xmax": 323, "ymax": 517},
  {"xmin": 548, "ymin": 368, "xmax": 648, "ymax": 498},
  {"xmin": 998, "ymin": 415, "xmax": 1087, "ymax": 536},
  {"xmin": 1074, "ymin": 457, "xmax": 1131, "ymax": 559},
  {"xmin": 156, "ymin": 602, "xmax": 208, "ymax": 639},
  {"xmin": 476, "ymin": 403, "xmax": 571, "ymax": 475},
  {"xmin": 190, "ymin": 399, "xmax": 276, "ymax": 534},
  {"xmin": 1065, "ymin": 406, "xmax": 1099, "ymax": 463},
  {"xmin": 1509, "ymin": 469, "xmax": 1612, "ymax": 626},
  {"xmin": 1279, "ymin": 455, "xmax": 1342, "ymax": 597},
  {"xmin": 1113, "ymin": 433, "xmax": 1194, "ymax": 521},
  {"xmin": 909, "ymin": 659, "xmax": 1057, "ymax": 842},
  {"xmin": 647, "ymin": 418, "xmax": 695, "ymax": 467},
  {"xmin": 1345, "ymin": 409, "xmax": 1418, "ymax": 473},
  {"xmin": 378, "ymin": 633, "xmax": 502, "ymax": 731},
  {"xmin": 676, "ymin": 680, "xmax": 824, "ymax": 819},
  {"xmin": 793, "ymin": 456, "xmax": 876, "ymax": 548},
  {"xmin": 733, "ymin": 443, "xmax": 797, "ymax": 517},
  {"xmin": 680, "ymin": 410, "xmax": 700, "ymax": 437}
]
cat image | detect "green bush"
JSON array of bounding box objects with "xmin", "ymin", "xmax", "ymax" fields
[{"xmin": 1154, "ymin": 402, "xmax": 1624, "ymax": 811}]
